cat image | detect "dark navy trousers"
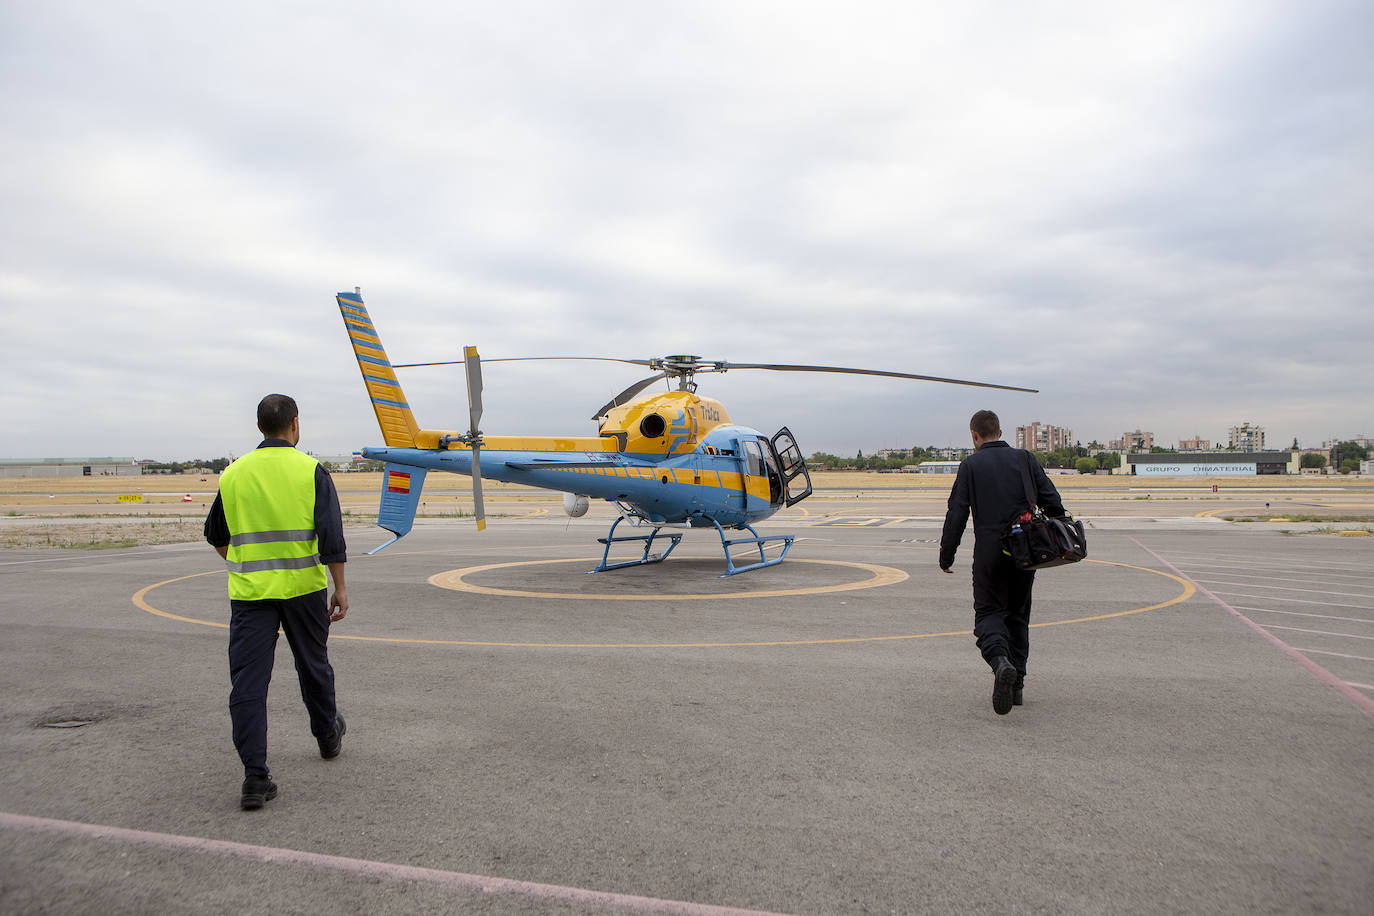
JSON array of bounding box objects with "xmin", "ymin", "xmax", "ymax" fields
[
  {"xmin": 228, "ymin": 589, "xmax": 337, "ymax": 778},
  {"xmin": 970, "ymin": 542, "xmax": 1034, "ymax": 686}
]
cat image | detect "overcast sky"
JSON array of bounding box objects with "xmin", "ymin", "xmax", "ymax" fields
[{"xmin": 3, "ymin": 1, "xmax": 1370, "ymax": 461}]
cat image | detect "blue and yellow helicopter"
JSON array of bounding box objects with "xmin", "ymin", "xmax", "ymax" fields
[{"xmin": 337, "ymin": 290, "xmax": 1036, "ymax": 575}]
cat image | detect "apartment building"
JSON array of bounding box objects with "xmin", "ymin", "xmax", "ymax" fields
[
  {"xmin": 1228, "ymin": 423, "xmax": 1265, "ymax": 452},
  {"xmin": 1015, "ymin": 421, "xmax": 1073, "ymax": 453},
  {"xmin": 1110, "ymin": 429, "xmax": 1154, "ymax": 451},
  {"xmin": 1322, "ymin": 436, "xmax": 1372, "ymax": 451}
]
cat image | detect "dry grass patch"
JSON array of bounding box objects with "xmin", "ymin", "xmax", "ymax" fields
[{"xmin": 0, "ymin": 520, "xmax": 206, "ymax": 550}]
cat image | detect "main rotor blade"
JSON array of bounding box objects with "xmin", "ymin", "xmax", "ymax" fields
[
  {"xmin": 391, "ymin": 356, "xmax": 654, "ymax": 369},
  {"xmin": 721, "ymin": 363, "xmax": 1038, "ymax": 393},
  {"xmin": 591, "ymin": 373, "xmax": 667, "ymax": 420}
]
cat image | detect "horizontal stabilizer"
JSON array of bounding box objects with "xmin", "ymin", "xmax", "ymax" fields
[{"xmin": 368, "ymin": 465, "xmax": 428, "ymax": 554}]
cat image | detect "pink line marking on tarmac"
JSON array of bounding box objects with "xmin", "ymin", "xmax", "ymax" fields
[
  {"xmin": 0, "ymin": 812, "xmax": 795, "ymax": 916},
  {"xmin": 1129, "ymin": 536, "xmax": 1374, "ymax": 721}
]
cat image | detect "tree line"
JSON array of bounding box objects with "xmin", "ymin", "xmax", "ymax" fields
[
  {"xmin": 141, "ymin": 457, "xmax": 386, "ymax": 474},
  {"xmin": 1317, "ymin": 440, "xmax": 1371, "ymax": 474},
  {"xmin": 807, "ymin": 445, "xmax": 1118, "ymax": 473},
  {"xmin": 141, "ymin": 458, "xmax": 233, "ymax": 474},
  {"xmin": 137, "ymin": 441, "xmax": 1371, "ymax": 476},
  {"xmin": 808, "ymin": 441, "xmax": 1372, "ymax": 474}
]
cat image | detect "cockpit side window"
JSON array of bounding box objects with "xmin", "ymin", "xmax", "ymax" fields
[{"xmin": 742, "ymin": 440, "xmax": 767, "ymax": 477}]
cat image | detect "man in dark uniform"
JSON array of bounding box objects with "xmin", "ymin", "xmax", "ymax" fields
[
  {"xmin": 205, "ymin": 394, "xmax": 349, "ymax": 809},
  {"xmin": 939, "ymin": 410, "xmax": 1064, "ymax": 715}
]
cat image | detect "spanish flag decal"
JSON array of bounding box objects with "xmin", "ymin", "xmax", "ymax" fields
[{"xmin": 386, "ymin": 471, "xmax": 412, "ymax": 494}]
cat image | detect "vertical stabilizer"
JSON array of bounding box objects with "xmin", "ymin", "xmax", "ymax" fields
[
  {"xmin": 367, "ymin": 464, "xmax": 428, "ymax": 554},
  {"xmin": 336, "ymin": 291, "xmax": 420, "ymax": 447}
]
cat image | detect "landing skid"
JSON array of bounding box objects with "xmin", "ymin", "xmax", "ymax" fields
[
  {"xmin": 589, "ymin": 515, "xmax": 794, "ymax": 577},
  {"xmin": 710, "ymin": 519, "xmax": 794, "ymax": 577},
  {"xmin": 591, "ymin": 516, "xmax": 684, "ymax": 573}
]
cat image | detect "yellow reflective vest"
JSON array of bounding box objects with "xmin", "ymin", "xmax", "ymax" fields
[{"xmin": 219, "ymin": 446, "xmax": 328, "ymax": 600}]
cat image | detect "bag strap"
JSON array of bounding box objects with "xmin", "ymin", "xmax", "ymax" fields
[{"xmin": 1019, "ymin": 450, "xmax": 1038, "ymax": 512}]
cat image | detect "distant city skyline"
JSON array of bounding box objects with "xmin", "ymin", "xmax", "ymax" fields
[
  {"xmin": 9, "ymin": 419, "xmax": 1371, "ymax": 465},
  {"xmin": 856, "ymin": 421, "xmax": 1371, "ymax": 457},
  {"xmin": 6, "ymin": 423, "xmax": 1372, "ymax": 471}
]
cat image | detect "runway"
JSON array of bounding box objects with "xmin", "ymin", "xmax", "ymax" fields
[{"xmin": 1, "ymin": 513, "xmax": 1371, "ymax": 914}]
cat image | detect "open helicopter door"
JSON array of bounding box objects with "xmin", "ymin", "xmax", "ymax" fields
[{"xmin": 769, "ymin": 427, "xmax": 813, "ymax": 507}]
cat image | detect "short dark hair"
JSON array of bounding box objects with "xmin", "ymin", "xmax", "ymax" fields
[
  {"xmin": 257, "ymin": 394, "xmax": 298, "ymax": 437},
  {"xmin": 970, "ymin": 409, "xmax": 1000, "ymax": 439}
]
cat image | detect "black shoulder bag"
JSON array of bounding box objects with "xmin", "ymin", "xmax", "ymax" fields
[{"xmin": 1000, "ymin": 451, "xmax": 1087, "ymax": 570}]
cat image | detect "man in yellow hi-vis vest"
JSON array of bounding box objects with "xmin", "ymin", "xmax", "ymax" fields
[{"xmin": 205, "ymin": 394, "xmax": 349, "ymax": 810}]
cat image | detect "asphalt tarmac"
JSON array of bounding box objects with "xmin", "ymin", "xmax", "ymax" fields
[{"xmin": 1, "ymin": 509, "xmax": 1371, "ymax": 914}]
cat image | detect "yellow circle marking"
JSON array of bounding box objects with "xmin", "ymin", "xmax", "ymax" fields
[
  {"xmin": 1027, "ymin": 560, "xmax": 1195, "ymax": 629},
  {"xmin": 1195, "ymin": 505, "xmax": 1268, "ymax": 518},
  {"xmin": 429, "ymin": 557, "xmax": 906, "ymax": 601},
  {"xmin": 134, "ymin": 559, "xmax": 1193, "ymax": 648},
  {"xmin": 133, "ymin": 571, "xmax": 227, "ymax": 629}
]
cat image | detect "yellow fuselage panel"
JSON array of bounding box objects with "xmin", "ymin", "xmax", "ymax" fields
[
  {"xmin": 415, "ymin": 432, "xmax": 618, "ymax": 452},
  {"xmin": 415, "ymin": 393, "xmax": 732, "ymax": 456},
  {"xmin": 599, "ymin": 392, "xmax": 732, "ymax": 455}
]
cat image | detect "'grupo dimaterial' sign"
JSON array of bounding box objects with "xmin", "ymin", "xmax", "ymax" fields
[{"xmin": 1136, "ymin": 463, "xmax": 1257, "ymax": 476}]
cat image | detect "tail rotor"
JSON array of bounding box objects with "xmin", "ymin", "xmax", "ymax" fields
[{"xmin": 463, "ymin": 346, "xmax": 486, "ymax": 532}]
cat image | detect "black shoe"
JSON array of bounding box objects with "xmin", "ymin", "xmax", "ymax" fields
[
  {"xmin": 318, "ymin": 712, "xmax": 346, "ymax": 759},
  {"xmin": 1012, "ymin": 687, "xmax": 1024, "ymax": 706},
  {"xmin": 240, "ymin": 775, "xmax": 278, "ymax": 811},
  {"xmin": 991, "ymin": 657, "xmax": 1016, "ymax": 715}
]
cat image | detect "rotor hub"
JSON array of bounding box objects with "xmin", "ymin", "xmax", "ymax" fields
[{"xmin": 652, "ymin": 355, "xmax": 705, "ymax": 374}]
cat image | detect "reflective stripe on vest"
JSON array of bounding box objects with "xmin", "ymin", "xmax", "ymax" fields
[{"xmin": 219, "ymin": 447, "xmax": 327, "ymax": 600}]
